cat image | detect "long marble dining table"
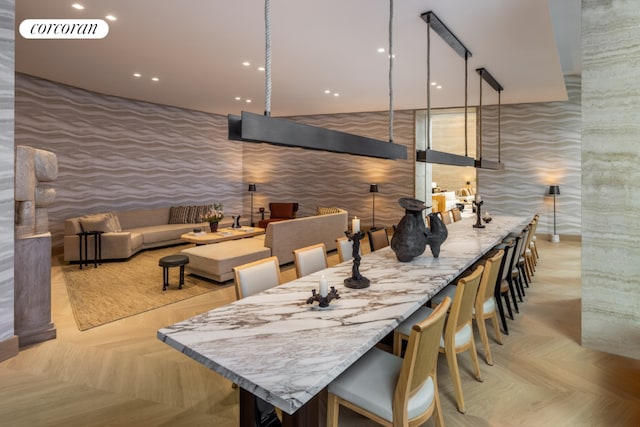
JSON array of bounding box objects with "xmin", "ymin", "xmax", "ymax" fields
[{"xmin": 158, "ymin": 215, "xmax": 530, "ymax": 426}]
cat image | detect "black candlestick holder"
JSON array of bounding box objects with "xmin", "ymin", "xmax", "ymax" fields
[
  {"xmin": 473, "ymin": 200, "xmax": 486, "ymax": 229},
  {"xmin": 306, "ymin": 286, "xmax": 340, "ymax": 308},
  {"xmin": 343, "ymin": 230, "xmax": 370, "ymax": 289}
]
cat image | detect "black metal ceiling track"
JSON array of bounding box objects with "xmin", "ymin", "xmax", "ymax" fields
[
  {"xmin": 229, "ymin": 112, "xmax": 408, "ymax": 160},
  {"xmin": 416, "ymin": 11, "xmax": 475, "ymax": 167},
  {"xmin": 475, "ymin": 67, "xmax": 505, "ymax": 171},
  {"xmin": 420, "ymin": 12, "xmax": 470, "ymax": 60}
]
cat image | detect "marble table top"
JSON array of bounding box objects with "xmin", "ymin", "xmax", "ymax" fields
[{"xmin": 158, "ymin": 215, "xmax": 529, "ymax": 415}]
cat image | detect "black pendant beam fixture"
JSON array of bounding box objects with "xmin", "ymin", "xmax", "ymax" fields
[
  {"xmin": 228, "ymin": 0, "xmax": 407, "ymax": 161},
  {"xmin": 416, "ymin": 11, "xmax": 475, "ymax": 168},
  {"xmin": 229, "ymin": 112, "xmax": 407, "ymax": 160},
  {"xmin": 475, "ymin": 67, "xmax": 505, "ymax": 171}
]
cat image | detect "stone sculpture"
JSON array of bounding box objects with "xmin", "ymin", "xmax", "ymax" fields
[
  {"xmin": 15, "ymin": 145, "xmax": 58, "ymax": 237},
  {"xmin": 391, "ymin": 197, "xmax": 449, "ymax": 262}
]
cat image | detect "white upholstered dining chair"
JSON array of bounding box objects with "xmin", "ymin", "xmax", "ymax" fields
[
  {"xmin": 327, "ymin": 297, "xmax": 451, "ymax": 427},
  {"xmin": 293, "ymin": 243, "xmax": 328, "ymax": 278},
  {"xmin": 394, "ymin": 265, "xmax": 484, "ymax": 413},
  {"xmin": 232, "ymin": 256, "xmax": 281, "ymax": 300}
]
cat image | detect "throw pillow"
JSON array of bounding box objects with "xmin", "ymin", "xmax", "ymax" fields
[
  {"xmin": 106, "ymin": 212, "xmax": 122, "ymax": 232},
  {"xmin": 79, "ymin": 214, "xmax": 110, "ymax": 232},
  {"xmin": 316, "ymin": 206, "xmax": 341, "ymax": 215},
  {"xmin": 169, "ymin": 206, "xmax": 190, "ymax": 224}
]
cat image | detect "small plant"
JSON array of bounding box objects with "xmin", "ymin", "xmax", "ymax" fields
[{"xmin": 202, "ymin": 203, "xmax": 224, "ymax": 222}]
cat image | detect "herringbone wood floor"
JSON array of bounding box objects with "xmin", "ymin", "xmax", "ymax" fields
[{"xmin": 1, "ymin": 239, "xmax": 639, "ymax": 426}]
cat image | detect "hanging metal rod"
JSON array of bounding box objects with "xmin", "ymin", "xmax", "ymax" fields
[
  {"xmin": 417, "ymin": 11, "xmax": 475, "ymax": 167},
  {"xmin": 475, "ymin": 67, "xmax": 505, "ymax": 170}
]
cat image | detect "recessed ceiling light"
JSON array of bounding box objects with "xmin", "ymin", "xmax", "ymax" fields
[
  {"xmin": 431, "ymin": 82, "xmax": 437, "ymax": 86},
  {"xmin": 436, "ymin": 85, "xmax": 442, "ymax": 89},
  {"xmin": 72, "ymin": 3, "xmax": 84, "ymax": 10},
  {"xmin": 234, "ymin": 97, "xmax": 241, "ymax": 101},
  {"xmin": 245, "ymin": 99, "xmax": 252, "ymax": 103},
  {"xmin": 333, "ymin": 93, "xmax": 340, "ymax": 97},
  {"xmin": 258, "ymin": 67, "xmax": 265, "ymax": 71},
  {"xmin": 377, "ymin": 47, "xmax": 385, "ymax": 53},
  {"xmin": 105, "ymin": 15, "xmax": 117, "ymax": 21},
  {"xmin": 324, "ymin": 90, "xmax": 331, "ymax": 94},
  {"xmin": 151, "ymin": 77, "xmax": 159, "ymax": 82},
  {"xmin": 133, "ymin": 73, "xmax": 141, "ymax": 78},
  {"xmin": 242, "ymin": 61, "xmax": 251, "ymax": 67}
]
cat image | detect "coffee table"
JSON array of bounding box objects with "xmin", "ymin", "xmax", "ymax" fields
[{"xmin": 180, "ymin": 227, "xmax": 265, "ymax": 245}]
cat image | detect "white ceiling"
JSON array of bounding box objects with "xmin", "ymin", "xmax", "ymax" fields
[{"xmin": 15, "ymin": 0, "xmax": 580, "ymax": 117}]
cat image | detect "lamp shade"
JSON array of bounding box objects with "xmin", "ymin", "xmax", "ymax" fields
[
  {"xmin": 369, "ymin": 184, "xmax": 379, "ymax": 193},
  {"xmin": 549, "ymin": 185, "xmax": 560, "ymax": 195},
  {"xmin": 248, "ymin": 184, "xmax": 256, "ymax": 192}
]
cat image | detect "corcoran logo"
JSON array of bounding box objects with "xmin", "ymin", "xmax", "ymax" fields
[{"xmin": 19, "ymin": 19, "xmax": 109, "ymax": 39}]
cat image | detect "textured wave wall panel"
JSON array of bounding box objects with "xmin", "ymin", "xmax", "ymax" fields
[
  {"xmin": 0, "ymin": 0, "xmax": 16, "ymax": 345},
  {"xmin": 15, "ymin": 74, "xmax": 243, "ymax": 250},
  {"xmin": 478, "ymin": 75, "xmax": 582, "ymax": 237},
  {"xmin": 242, "ymin": 111, "xmax": 416, "ymax": 230},
  {"xmin": 582, "ymin": 1, "xmax": 640, "ymax": 359}
]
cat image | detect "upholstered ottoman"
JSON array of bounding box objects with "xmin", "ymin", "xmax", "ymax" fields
[{"xmin": 181, "ymin": 237, "xmax": 271, "ymax": 282}]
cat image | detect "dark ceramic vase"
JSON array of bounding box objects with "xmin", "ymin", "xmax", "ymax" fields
[
  {"xmin": 391, "ymin": 198, "xmax": 429, "ymax": 262},
  {"xmin": 425, "ymin": 212, "xmax": 448, "ymax": 258}
]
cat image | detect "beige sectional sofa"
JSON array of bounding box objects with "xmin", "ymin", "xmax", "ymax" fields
[
  {"xmin": 182, "ymin": 208, "xmax": 348, "ymax": 282},
  {"xmin": 63, "ymin": 206, "xmax": 235, "ymax": 262}
]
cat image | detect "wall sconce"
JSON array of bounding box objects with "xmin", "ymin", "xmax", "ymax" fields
[
  {"xmin": 248, "ymin": 184, "xmax": 257, "ymax": 227},
  {"xmin": 369, "ymin": 184, "xmax": 379, "ymax": 229},
  {"xmin": 549, "ymin": 185, "xmax": 560, "ymax": 243}
]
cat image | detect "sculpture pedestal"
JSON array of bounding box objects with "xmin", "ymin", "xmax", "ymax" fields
[{"xmin": 14, "ymin": 233, "xmax": 56, "ymax": 347}]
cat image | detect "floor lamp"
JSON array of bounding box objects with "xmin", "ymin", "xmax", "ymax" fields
[
  {"xmin": 248, "ymin": 184, "xmax": 256, "ymax": 227},
  {"xmin": 549, "ymin": 185, "xmax": 560, "ymax": 243},
  {"xmin": 370, "ymin": 184, "xmax": 379, "ymax": 229}
]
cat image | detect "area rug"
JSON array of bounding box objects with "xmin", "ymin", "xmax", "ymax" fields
[{"xmin": 61, "ymin": 245, "xmax": 229, "ymax": 331}]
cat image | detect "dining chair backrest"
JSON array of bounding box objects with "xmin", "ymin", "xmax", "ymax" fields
[
  {"xmin": 233, "ymin": 256, "xmax": 281, "ymax": 300},
  {"xmin": 439, "ymin": 211, "xmax": 452, "ymax": 225},
  {"xmin": 478, "ymin": 249, "xmax": 504, "ymax": 305},
  {"xmin": 336, "ymin": 236, "xmax": 359, "ymax": 263},
  {"xmin": 451, "ymin": 208, "xmax": 462, "ymax": 222},
  {"xmin": 293, "ymin": 243, "xmax": 328, "ymax": 278},
  {"xmin": 395, "ymin": 296, "xmax": 451, "ymax": 425},
  {"xmin": 367, "ymin": 228, "xmax": 389, "ymax": 252},
  {"xmin": 447, "ymin": 265, "xmax": 484, "ymax": 341},
  {"xmin": 499, "ymin": 237, "xmax": 516, "ymax": 282}
]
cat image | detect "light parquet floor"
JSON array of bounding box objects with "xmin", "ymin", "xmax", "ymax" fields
[{"xmin": 0, "ymin": 239, "xmax": 639, "ymax": 426}]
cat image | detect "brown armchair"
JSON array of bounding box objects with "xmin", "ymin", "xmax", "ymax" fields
[{"xmin": 258, "ymin": 203, "xmax": 299, "ymax": 229}]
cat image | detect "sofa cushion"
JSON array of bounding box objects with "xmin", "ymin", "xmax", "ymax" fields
[
  {"xmin": 169, "ymin": 206, "xmax": 190, "ymax": 224},
  {"xmin": 317, "ymin": 206, "xmax": 341, "ymax": 215},
  {"xmin": 79, "ymin": 212, "xmax": 121, "ymax": 232}
]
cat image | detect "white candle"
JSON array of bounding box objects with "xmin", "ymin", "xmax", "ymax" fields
[
  {"xmin": 319, "ymin": 275, "xmax": 329, "ymax": 298},
  {"xmin": 352, "ymin": 217, "xmax": 360, "ymax": 233},
  {"xmin": 475, "ymin": 194, "xmax": 482, "ymax": 203}
]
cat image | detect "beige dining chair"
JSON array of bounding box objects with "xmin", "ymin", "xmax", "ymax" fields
[
  {"xmin": 394, "ymin": 265, "xmax": 484, "ymax": 413},
  {"xmin": 232, "ymin": 256, "xmax": 281, "ymax": 300},
  {"xmin": 439, "ymin": 211, "xmax": 452, "ymax": 225},
  {"xmin": 336, "ymin": 236, "xmax": 360, "ymax": 263},
  {"xmin": 327, "ymin": 297, "xmax": 451, "ymax": 427},
  {"xmin": 367, "ymin": 227, "xmax": 389, "ymax": 252},
  {"xmin": 293, "ymin": 243, "xmax": 328, "ymax": 278},
  {"xmin": 451, "ymin": 207, "xmax": 463, "ymax": 222},
  {"xmin": 428, "ymin": 250, "xmax": 505, "ymax": 366}
]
